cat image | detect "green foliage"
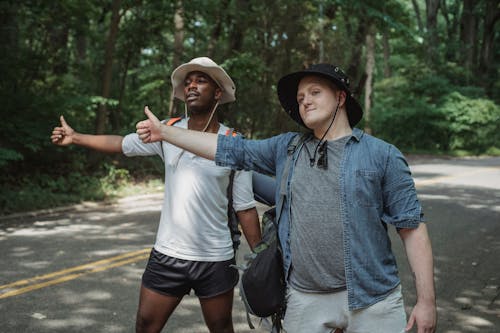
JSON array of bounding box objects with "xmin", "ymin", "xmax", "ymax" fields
[
  {"xmin": 87, "ymin": 96, "xmax": 119, "ymax": 111},
  {"xmin": 0, "ymin": 161, "xmax": 161, "ymax": 215},
  {"xmin": 441, "ymin": 92, "xmax": 500, "ymax": 153},
  {"xmin": 1, "ymin": 0, "xmax": 499, "ymax": 214},
  {"xmin": 371, "ymin": 68, "xmax": 451, "ymax": 151},
  {"xmin": 99, "ymin": 164, "xmax": 131, "ymax": 195},
  {"xmin": 371, "ymin": 102, "xmax": 449, "ymax": 151},
  {"xmin": 0, "ymin": 171, "xmax": 105, "ymax": 215},
  {"xmin": 221, "ymin": 52, "xmax": 282, "ymax": 137},
  {"xmin": 0, "ymin": 148, "xmax": 23, "ymax": 168},
  {"xmin": 485, "ymin": 146, "xmax": 500, "ymax": 156},
  {"xmin": 371, "ymin": 64, "xmax": 500, "ymax": 154}
]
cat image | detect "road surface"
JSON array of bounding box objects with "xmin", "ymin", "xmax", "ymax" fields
[{"xmin": 1, "ymin": 156, "xmax": 499, "ymax": 332}]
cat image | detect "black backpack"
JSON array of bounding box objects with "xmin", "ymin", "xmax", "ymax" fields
[
  {"xmin": 239, "ymin": 206, "xmax": 284, "ymax": 331},
  {"xmin": 239, "ymin": 133, "xmax": 308, "ymax": 332}
]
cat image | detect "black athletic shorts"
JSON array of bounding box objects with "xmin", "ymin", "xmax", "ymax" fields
[{"xmin": 142, "ymin": 248, "xmax": 239, "ymax": 299}]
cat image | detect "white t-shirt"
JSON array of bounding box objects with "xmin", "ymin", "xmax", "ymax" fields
[{"xmin": 122, "ymin": 118, "xmax": 255, "ymax": 261}]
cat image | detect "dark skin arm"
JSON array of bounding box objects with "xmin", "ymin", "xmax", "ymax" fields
[
  {"xmin": 236, "ymin": 207, "xmax": 261, "ymax": 251},
  {"xmin": 51, "ymin": 115, "xmax": 123, "ymax": 153}
]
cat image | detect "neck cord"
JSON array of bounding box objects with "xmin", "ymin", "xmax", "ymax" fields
[
  {"xmin": 306, "ymin": 94, "xmax": 340, "ymax": 167},
  {"xmin": 174, "ymin": 101, "xmax": 219, "ymax": 170},
  {"xmin": 201, "ymin": 101, "xmax": 219, "ymax": 132}
]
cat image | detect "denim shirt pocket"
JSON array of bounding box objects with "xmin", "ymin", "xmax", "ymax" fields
[{"xmin": 355, "ymin": 169, "xmax": 382, "ymax": 207}]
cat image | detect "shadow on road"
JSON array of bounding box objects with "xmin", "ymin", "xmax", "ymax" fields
[{"xmin": 1, "ymin": 157, "xmax": 499, "ymax": 332}]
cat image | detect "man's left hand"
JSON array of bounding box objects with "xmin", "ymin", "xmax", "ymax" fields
[{"xmin": 405, "ymin": 300, "xmax": 437, "ymax": 333}]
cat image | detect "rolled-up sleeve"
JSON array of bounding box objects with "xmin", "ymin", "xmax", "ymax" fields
[
  {"xmin": 381, "ymin": 145, "xmax": 424, "ymax": 228},
  {"xmin": 232, "ymin": 170, "xmax": 256, "ymax": 211}
]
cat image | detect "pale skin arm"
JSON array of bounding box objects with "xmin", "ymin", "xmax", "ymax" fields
[
  {"xmin": 51, "ymin": 115, "xmax": 123, "ymax": 153},
  {"xmin": 398, "ymin": 223, "xmax": 437, "ymax": 333},
  {"xmin": 136, "ymin": 106, "xmax": 217, "ymax": 159},
  {"xmin": 237, "ymin": 207, "xmax": 262, "ymax": 251}
]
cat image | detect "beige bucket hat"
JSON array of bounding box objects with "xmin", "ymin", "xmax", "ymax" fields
[{"xmin": 171, "ymin": 57, "xmax": 236, "ymax": 104}]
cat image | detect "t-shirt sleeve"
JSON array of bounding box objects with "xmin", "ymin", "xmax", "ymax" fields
[
  {"xmin": 232, "ymin": 169, "xmax": 256, "ymax": 212},
  {"xmin": 122, "ymin": 133, "xmax": 164, "ymax": 160}
]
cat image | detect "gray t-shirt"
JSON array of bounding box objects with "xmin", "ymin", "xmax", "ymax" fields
[{"xmin": 289, "ymin": 135, "xmax": 349, "ymax": 292}]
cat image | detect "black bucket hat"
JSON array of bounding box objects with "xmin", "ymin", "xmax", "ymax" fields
[{"xmin": 277, "ymin": 63, "xmax": 363, "ymax": 128}]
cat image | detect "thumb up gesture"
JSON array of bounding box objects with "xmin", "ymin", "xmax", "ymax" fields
[
  {"xmin": 51, "ymin": 115, "xmax": 75, "ymax": 146},
  {"xmin": 136, "ymin": 106, "xmax": 163, "ymax": 143}
]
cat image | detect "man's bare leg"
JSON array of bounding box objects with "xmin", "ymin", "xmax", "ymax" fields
[
  {"xmin": 136, "ymin": 284, "xmax": 183, "ymax": 333},
  {"xmin": 199, "ymin": 288, "xmax": 235, "ymax": 333}
]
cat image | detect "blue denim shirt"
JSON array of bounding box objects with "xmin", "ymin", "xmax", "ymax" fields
[{"xmin": 215, "ymin": 128, "xmax": 424, "ymax": 310}]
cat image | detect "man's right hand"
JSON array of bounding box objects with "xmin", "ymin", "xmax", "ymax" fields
[{"xmin": 51, "ymin": 115, "xmax": 75, "ymax": 146}]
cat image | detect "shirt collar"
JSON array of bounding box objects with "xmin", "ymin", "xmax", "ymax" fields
[{"xmin": 351, "ymin": 128, "xmax": 364, "ymax": 142}]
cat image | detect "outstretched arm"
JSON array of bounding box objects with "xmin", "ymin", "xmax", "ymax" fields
[
  {"xmin": 136, "ymin": 106, "xmax": 217, "ymax": 160},
  {"xmin": 51, "ymin": 115, "xmax": 123, "ymax": 153},
  {"xmin": 399, "ymin": 223, "xmax": 437, "ymax": 333}
]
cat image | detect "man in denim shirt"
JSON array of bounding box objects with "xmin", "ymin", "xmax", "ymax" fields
[{"xmin": 136, "ymin": 63, "xmax": 437, "ymax": 333}]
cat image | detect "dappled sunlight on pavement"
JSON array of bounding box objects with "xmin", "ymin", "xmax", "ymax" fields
[{"xmin": 0, "ymin": 156, "xmax": 499, "ymax": 332}]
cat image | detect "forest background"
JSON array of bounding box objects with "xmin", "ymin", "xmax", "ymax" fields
[{"xmin": 1, "ymin": 0, "xmax": 499, "ymax": 214}]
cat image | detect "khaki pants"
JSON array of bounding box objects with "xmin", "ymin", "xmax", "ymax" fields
[{"xmin": 283, "ymin": 285, "xmax": 406, "ymax": 333}]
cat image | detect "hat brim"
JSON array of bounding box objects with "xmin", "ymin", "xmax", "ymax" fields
[
  {"xmin": 171, "ymin": 63, "xmax": 236, "ymax": 105},
  {"xmin": 277, "ymin": 70, "xmax": 363, "ymax": 128}
]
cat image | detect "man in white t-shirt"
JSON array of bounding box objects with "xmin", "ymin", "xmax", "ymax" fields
[{"xmin": 51, "ymin": 57, "xmax": 261, "ymax": 333}]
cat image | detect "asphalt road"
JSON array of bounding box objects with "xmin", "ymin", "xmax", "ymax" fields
[{"xmin": 0, "ymin": 156, "xmax": 499, "ymax": 333}]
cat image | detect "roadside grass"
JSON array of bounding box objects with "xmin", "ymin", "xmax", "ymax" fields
[
  {"xmin": 0, "ymin": 176, "xmax": 164, "ymax": 217},
  {"xmin": 2, "ymin": 147, "xmax": 499, "ymax": 217},
  {"xmin": 403, "ymin": 147, "xmax": 500, "ymax": 158}
]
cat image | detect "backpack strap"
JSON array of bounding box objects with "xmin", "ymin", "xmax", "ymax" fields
[
  {"xmin": 276, "ymin": 133, "xmax": 309, "ymax": 226},
  {"xmin": 227, "ymin": 169, "xmax": 241, "ymax": 252},
  {"xmin": 287, "ymin": 133, "xmax": 308, "ymax": 156},
  {"xmin": 166, "ymin": 117, "xmax": 182, "ymax": 126},
  {"xmin": 159, "ymin": 117, "xmax": 184, "ymax": 159},
  {"xmin": 225, "ymin": 127, "xmax": 242, "ymax": 252}
]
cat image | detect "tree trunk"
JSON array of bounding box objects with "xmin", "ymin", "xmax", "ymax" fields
[
  {"xmin": 75, "ymin": 27, "xmax": 87, "ymax": 64},
  {"xmin": 0, "ymin": 2, "xmax": 19, "ymax": 85},
  {"xmin": 479, "ymin": 0, "xmax": 500, "ymax": 74},
  {"xmin": 440, "ymin": 0, "xmax": 462, "ymax": 61},
  {"xmin": 425, "ymin": 0, "xmax": 440, "ymax": 63},
  {"xmin": 346, "ymin": 19, "xmax": 369, "ymax": 96},
  {"xmin": 440, "ymin": 0, "xmax": 452, "ymax": 41},
  {"xmin": 460, "ymin": 0, "xmax": 478, "ymax": 80},
  {"xmin": 364, "ymin": 25, "xmax": 375, "ymax": 134},
  {"xmin": 112, "ymin": 50, "xmax": 132, "ymax": 131},
  {"xmin": 95, "ymin": 0, "xmax": 122, "ymax": 135},
  {"xmin": 382, "ymin": 29, "xmax": 391, "ymax": 78},
  {"xmin": 49, "ymin": 25, "xmax": 69, "ymax": 76},
  {"xmin": 227, "ymin": 0, "xmax": 247, "ymax": 56},
  {"xmin": 412, "ymin": 0, "xmax": 424, "ymax": 34},
  {"xmin": 168, "ymin": 0, "xmax": 184, "ymax": 118},
  {"xmin": 206, "ymin": 0, "xmax": 229, "ymax": 58}
]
